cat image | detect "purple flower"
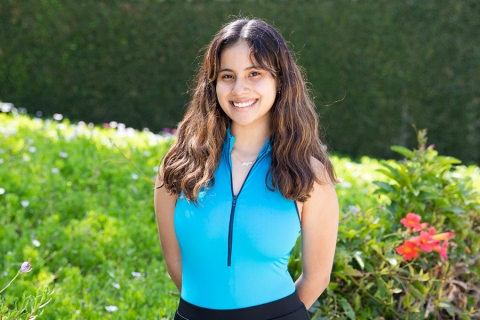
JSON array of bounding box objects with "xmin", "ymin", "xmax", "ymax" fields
[{"xmin": 19, "ymin": 262, "xmax": 31, "ymax": 273}]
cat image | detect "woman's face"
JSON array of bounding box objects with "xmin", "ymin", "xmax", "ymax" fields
[{"xmin": 216, "ymin": 40, "xmax": 277, "ymax": 130}]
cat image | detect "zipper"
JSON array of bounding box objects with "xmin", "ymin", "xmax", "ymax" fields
[
  {"xmin": 227, "ymin": 195, "xmax": 238, "ymax": 266},
  {"xmin": 226, "ymin": 137, "xmax": 269, "ymax": 266}
]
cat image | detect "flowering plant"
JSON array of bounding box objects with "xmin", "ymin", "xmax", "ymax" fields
[
  {"xmin": 397, "ymin": 212, "xmax": 453, "ymax": 261},
  {"xmin": 0, "ymin": 262, "xmax": 52, "ymax": 319}
]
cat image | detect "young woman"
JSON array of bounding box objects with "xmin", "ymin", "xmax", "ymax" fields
[{"xmin": 154, "ymin": 18, "xmax": 339, "ymax": 320}]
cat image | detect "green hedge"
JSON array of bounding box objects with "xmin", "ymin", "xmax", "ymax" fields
[{"xmin": 1, "ymin": 0, "xmax": 479, "ymax": 163}]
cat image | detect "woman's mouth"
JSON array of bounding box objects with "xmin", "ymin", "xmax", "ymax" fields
[{"xmin": 231, "ymin": 99, "xmax": 258, "ymax": 108}]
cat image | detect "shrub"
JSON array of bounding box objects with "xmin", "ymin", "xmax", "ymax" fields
[{"xmin": 289, "ymin": 128, "xmax": 480, "ymax": 319}]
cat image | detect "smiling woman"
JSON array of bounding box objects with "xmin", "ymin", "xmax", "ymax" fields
[
  {"xmin": 216, "ymin": 41, "xmax": 277, "ymax": 131},
  {"xmin": 154, "ymin": 18, "xmax": 339, "ymax": 320}
]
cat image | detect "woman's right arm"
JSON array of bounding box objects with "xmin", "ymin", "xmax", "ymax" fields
[{"xmin": 154, "ymin": 163, "xmax": 182, "ymax": 291}]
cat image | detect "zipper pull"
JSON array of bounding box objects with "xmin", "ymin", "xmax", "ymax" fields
[{"xmin": 232, "ymin": 195, "xmax": 237, "ymax": 206}]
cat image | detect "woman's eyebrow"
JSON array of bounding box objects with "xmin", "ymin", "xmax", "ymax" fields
[{"xmin": 218, "ymin": 66, "xmax": 263, "ymax": 73}]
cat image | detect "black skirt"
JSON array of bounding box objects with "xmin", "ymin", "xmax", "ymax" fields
[{"xmin": 174, "ymin": 290, "xmax": 311, "ymax": 320}]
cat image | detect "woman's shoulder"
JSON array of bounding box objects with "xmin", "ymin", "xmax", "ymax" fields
[{"xmin": 310, "ymin": 156, "xmax": 336, "ymax": 186}]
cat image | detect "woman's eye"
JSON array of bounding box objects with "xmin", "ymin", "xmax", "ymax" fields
[
  {"xmin": 221, "ymin": 74, "xmax": 233, "ymax": 79},
  {"xmin": 250, "ymin": 71, "xmax": 260, "ymax": 77}
]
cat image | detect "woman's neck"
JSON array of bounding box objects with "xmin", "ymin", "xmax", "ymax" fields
[{"xmin": 230, "ymin": 123, "xmax": 270, "ymax": 157}]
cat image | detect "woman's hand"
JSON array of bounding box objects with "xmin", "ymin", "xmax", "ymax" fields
[
  {"xmin": 295, "ymin": 158, "xmax": 339, "ymax": 309},
  {"xmin": 154, "ymin": 163, "xmax": 182, "ymax": 291}
]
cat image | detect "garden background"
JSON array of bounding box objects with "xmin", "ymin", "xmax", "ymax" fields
[{"xmin": 1, "ymin": 0, "xmax": 480, "ymax": 319}]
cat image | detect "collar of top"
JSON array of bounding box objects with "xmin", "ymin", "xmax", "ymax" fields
[{"xmin": 226, "ymin": 126, "xmax": 272, "ymax": 156}]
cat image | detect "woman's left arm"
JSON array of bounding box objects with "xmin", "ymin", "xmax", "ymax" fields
[{"xmin": 295, "ymin": 159, "xmax": 339, "ymax": 309}]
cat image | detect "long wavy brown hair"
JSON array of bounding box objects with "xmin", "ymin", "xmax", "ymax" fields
[{"xmin": 158, "ymin": 18, "xmax": 338, "ymax": 202}]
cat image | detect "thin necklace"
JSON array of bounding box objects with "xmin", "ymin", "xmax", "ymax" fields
[{"xmin": 232, "ymin": 151, "xmax": 255, "ymax": 166}]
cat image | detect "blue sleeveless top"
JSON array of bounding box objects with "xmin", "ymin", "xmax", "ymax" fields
[{"xmin": 174, "ymin": 128, "xmax": 301, "ymax": 309}]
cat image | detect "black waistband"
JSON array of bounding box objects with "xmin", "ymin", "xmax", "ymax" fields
[{"xmin": 176, "ymin": 290, "xmax": 306, "ymax": 320}]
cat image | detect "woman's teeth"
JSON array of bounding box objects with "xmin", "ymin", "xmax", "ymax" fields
[{"xmin": 233, "ymin": 100, "xmax": 256, "ymax": 108}]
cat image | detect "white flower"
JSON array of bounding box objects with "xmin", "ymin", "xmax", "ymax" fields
[
  {"xmin": 153, "ymin": 166, "xmax": 158, "ymax": 172},
  {"xmin": 29, "ymin": 146, "xmax": 37, "ymax": 153},
  {"xmin": 32, "ymin": 239, "xmax": 41, "ymax": 247},
  {"xmin": 131, "ymin": 173, "xmax": 139, "ymax": 180},
  {"xmin": 21, "ymin": 200, "xmax": 30, "ymax": 207},
  {"xmin": 0, "ymin": 158, "xmax": 3, "ymax": 164},
  {"xmin": 112, "ymin": 283, "xmax": 120, "ymax": 289},
  {"xmin": 131, "ymin": 271, "xmax": 142, "ymax": 278},
  {"xmin": 23, "ymin": 155, "xmax": 31, "ymax": 162},
  {"xmin": 53, "ymin": 113, "xmax": 63, "ymax": 121},
  {"xmin": 59, "ymin": 152, "xmax": 68, "ymax": 158},
  {"xmin": 105, "ymin": 305, "xmax": 118, "ymax": 312},
  {"xmin": 143, "ymin": 151, "xmax": 151, "ymax": 157},
  {"xmin": 0, "ymin": 188, "xmax": 5, "ymax": 195},
  {"xmin": 51, "ymin": 168, "xmax": 59, "ymax": 174},
  {"xmin": 0, "ymin": 103, "xmax": 14, "ymax": 113}
]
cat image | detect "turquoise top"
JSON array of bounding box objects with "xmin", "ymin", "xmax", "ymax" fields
[{"xmin": 174, "ymin": 128, "xmax": 301, "ymax": 309}]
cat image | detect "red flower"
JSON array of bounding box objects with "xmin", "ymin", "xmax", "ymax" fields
[
  {"xmin": 411, "ymin": 231, "xmax": 440, "ymax": 252},
  {"xmin": 397, "ymin": 240, "xmax": 419, "ymax": 260},
  {"xmin": 433, "ymin": 240, "xmax": 449, "ymax": 260},
  {"xmin": 400, "ymin": 213, "xmax": 428, "ymax": 231}
]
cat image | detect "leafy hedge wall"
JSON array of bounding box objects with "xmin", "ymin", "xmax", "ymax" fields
[{"xmin": 1, "ymin": 0, "xmax": 479, "ymax": 163}]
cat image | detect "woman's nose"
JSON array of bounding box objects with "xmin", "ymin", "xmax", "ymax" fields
[{"xmin": 231, "ymin": 78, "xmax": 250, "ymax": 95}]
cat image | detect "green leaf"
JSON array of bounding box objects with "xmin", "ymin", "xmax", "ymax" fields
[
  {"xmin": 436, "ymin": 156, "xmax": 462, "ymax": 165},
  {"xmin": 438, "ymin": 301, "xmax": 455, "ymax": 316},
  {"xmin": 311, "ymin": 310, "xmax": 328, "ymax": 320},
  {"xmin": 339, "ymin": 298, "xmax": 356, "ymax": 320},
  {"xmin": 412, "ymin": 281, "xmax": 425, "ymax": 295},
  {"xmin": 408, "ymin": 284, "xmax": 425, "ymax": 303},
  {"xmin": 353, "ymin": 251, "xmax": 364, "ymax": 270},
  {"xmin": 440, "ymin": 206, "xmax": 465, "ymax": 214},
  {"xmin": 372, "ymin": 181, "xmax": 396, "ymax": 194},
  {"xmin": 391, "ymin": 145, "xmax": 414, "ymax": 159}
]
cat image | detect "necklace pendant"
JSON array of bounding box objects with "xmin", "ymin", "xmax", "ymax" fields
[{"xmin": 241, "ymin": 161, "xmax": 253, "ymax": 166}]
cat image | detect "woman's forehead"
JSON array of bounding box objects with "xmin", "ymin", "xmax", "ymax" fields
[{"xmin": 218, "ymin": 41, "xmax": 274, "ymax": 71}]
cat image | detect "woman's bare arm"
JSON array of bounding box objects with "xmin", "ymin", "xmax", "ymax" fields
[
  {"xmin": 295, "ymin": 159, "xmax": 339, "ymax": 309},
  {"xmin": 154, "ymin": 163, "xmax": 182, "ymax": 291}
]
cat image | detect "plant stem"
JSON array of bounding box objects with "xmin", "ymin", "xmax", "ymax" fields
[
  {"xmin": 0, "ymin": 272, "xmax": 19, "ymax": 294},
  {"xmin": 347, "ymin": 274, "xmax": 401, "ymax": 318}
]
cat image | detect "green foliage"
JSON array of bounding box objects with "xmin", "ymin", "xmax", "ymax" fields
[
  {"xmin": 2, "ymin": 113, "xmax": 479, "ymax": 319},
  {"xmin": 289, "ymin": 129, "xmax": 480, "ymax": 319},
  {"xmin": 375, "ymin": 129, "xmax": 480, "ymax": 271},
  {"xmin": 0, "ymin": 287, "xmax": 53, "ymax": 319},
  {"xmin": 0, "ymin": 113, "xmax": 177, "ymax": 318},
  {"xmin": 1, "ymin": 1, "xmax": 480, "ymax": 162}
]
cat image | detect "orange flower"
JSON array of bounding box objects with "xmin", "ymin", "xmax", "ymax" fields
[
  {"xmin": 432, "ymin": 232, "xmax": 454, "ymax": 241},
  {"xmin": 397, "ymin": 240, "xmax": 419, "ymax": 260}
]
